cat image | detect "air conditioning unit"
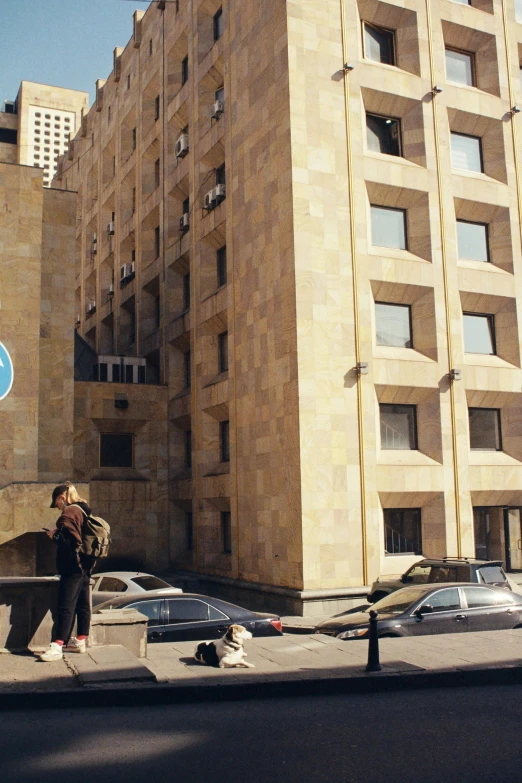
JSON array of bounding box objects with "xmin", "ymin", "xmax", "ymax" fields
[
  {"xmin": 107, "ymin": 221, "xmax": 115, "ymax": 235},
  {"xmin": 204, "ymin": 188, "xmax": 216, "ymax": 211},
  {"xmin": 87, "ymin": 301, "xmax": 96, "ymax": 316},
  {"xmin": 211, "ymin": 100, "xmax": 224, "ymax": 120},
  {"xmin": 120, "ymin": 263, "xmax": 133, "ymax": 281},
  {"xmin": 213, "ymin": 183, "xmax": 226, "ymax": 204},
  {"xmin": 108, "ymin": 283, "xmax": 115, "ymax": 297},
  {"xmin": 179, "ymin": 213, "xmax": 190, "ymax": 232},
  {"xmin": 75, "ymin": 314, "xmax": 81, "ymax": 327},
  {"xmin": 175, "ymin": 133, "xmax": 189, "ymax": 159}
]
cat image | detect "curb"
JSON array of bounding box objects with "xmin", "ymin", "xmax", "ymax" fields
[{"xmin": 2, "ymin": 664, "xmax": 522, "ymax": 711}]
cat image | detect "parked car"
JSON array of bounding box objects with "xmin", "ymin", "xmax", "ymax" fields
[
  {"xmin": 367, "ymin": 558, "xmax": 510, "ymax": 604},
  {"xmin": 90, "ymin": 572, "xmax": 182, "ymax": 607},
  {"xmin": 315, "ymin": 583, "xmax": 522, "ymax": 640},
  {"xmin": 93, "ymin": 591, "xmax": 283, "ymax": 642}
]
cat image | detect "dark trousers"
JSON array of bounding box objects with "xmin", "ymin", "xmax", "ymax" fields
[{"xmin": 54, "ymin": 572, "xmax": 91, "ymax": 643}]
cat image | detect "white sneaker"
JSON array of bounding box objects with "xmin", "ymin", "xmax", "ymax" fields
[
  {"xmin": 38, "ymin": 642, "xmax": 64, "ymax": 662},
  {"xmin": 63, "ymin": 637, "xmax": 87, "ymax": 654}
]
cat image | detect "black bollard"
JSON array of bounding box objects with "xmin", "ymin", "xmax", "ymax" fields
[{"xmin": 365, "ymin": 609, "xmax": 382, "ymax": 672}]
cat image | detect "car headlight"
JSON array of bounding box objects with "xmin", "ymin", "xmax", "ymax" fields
[{"xmin": 337, "ymin": 628, "xmax": 368, "ymax": 640}]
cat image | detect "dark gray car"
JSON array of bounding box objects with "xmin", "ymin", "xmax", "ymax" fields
[{"xmin": 315, "ymin": 583, "xmax": 522, "ymax": 640}]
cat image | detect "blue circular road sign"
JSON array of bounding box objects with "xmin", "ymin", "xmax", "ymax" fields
[{"xmin": 0, "ymin": 343, "xmax": 14, "ymax": 401}]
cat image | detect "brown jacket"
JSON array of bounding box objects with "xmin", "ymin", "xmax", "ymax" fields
[{"xmin": 56, "ymin": 504, "xmax": 86, "ymax": 546}]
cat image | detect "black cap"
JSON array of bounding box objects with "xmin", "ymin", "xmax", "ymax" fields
[{"xmin": 50, "ymin": 484, "xmax": 69, "ymax": 508}]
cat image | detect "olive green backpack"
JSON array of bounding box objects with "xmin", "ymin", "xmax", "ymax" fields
[{"xmin": 69, "ymin": 504, "xmax": 111, "ymax": 558}]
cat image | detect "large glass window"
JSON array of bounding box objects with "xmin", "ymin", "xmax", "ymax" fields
[
  {"xmin": 450, "ymin": 133, "xmax": 482, "ymax": 173},
  {"xmin": 423, "ymin": 588, "xmax": 461, "ymax": 612},
  {"xmin": 384, "ymin": 508, "xmax": 422, "ymax": 555},
  {"xmin": 363, "ymin": 23, "xmax": 395, "ymax": 65},
  {"xmin": 462, "ymin": 586, "xmax": 497, "ymax": 609},
  {"xmin": 375, "ymin": 302, "xmax": 412, "ymax": 348},
  {"xmin": 445, "ymin": 48, "xmax": 475, "ymax": 86},
  {"xmin": 370, "ymin": 205, "xmax": 406, "ymax": 249},
  {"xmin": 457, "ymin": 220, "xmax": 489, "ymax": 262},
  {"xmin": 463, "ymin": 313, "xmax": 495, "ymax": 354},
  {"xmin": 469, "ymin": 408, "xmax": 501, "ymax": 451},
  {"xmin": 366, "ymin": 114, "xmax": 401, "ymax": 156},
  {"xmin": 100, "ymin": 433, "xmax": 133, "ymax": 468},
  {"xmin": 166, "ymin": 599, "xmax": 210, "ymax": 623},
  {"xmin": 380, "ymin": 404, "xmax": 417, "ymax": 450},
  {"xmin": 126, "ymin": 600, "xmax": 162, "ymax": 626}
]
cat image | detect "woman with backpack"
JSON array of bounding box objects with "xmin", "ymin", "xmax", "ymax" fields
[{"xmin": 38, "ymin": 482, "xmax": 97, "ymax": 662}]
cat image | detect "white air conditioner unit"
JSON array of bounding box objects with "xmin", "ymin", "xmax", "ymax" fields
[
  {"xmin": 87, "ymin": 301, "xmax": 96, "ymax": 315},
  {"xmin": 204, "ymin": 188, "xmax": 216, "ymax": 211},
  {"xmin": 179, "ymin": 213, "xmax": 190, "ymax": 232},
  {"xmin": 107, "ymin": 221, "xmax": 115, "ymax": 235},
  {"xmin": 211, "ymin": 100, "xmax": 224, "ymax": 120},
  {"xmin": 213, "ymin": 183, "xmax": 226, "ymax": 204},
  {"xmin": 175, "ymin": 133, "xmax": 189, "ymax": 158},
  {"xmin": 108, "ymin": 283, "xmax": 115, "ymax": 296},
  {"xmin": 120, "ymin": 263, "xmax": 133, "ymax": 281}
]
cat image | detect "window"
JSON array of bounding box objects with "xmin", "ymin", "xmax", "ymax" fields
[
  {"xmin": 100, "ymin": 433, "xmax": 133, "ymax": 467},
  {"xmin": 149, "ymin": 38, "xmax": 153, "ymax": 56},
  {"xmin": 132, "ymin": 127, "xmax": 136, "ymax": 150},
  {"xmin": 463, "ymin": 313, "xmax": 495, "ymax": 354},
  {"xmin": 216, "ymin": 162, "xmax": 226, "ymax": 185},
  {"xmin": 127, "ymin": 74, "xmax": 131, "ymax": 90},
  {"xmin": 154, "ymin": 95, "xmax": 160, "ymax": 122},
  {"xmin": 132, "ymin": 187, "xmax": 136, "ymax": 214},
  {"xmin": 154, "ymin": 225, "xmax": 161, "ymax": 258},
  {"xmin": 366, "ymin": 113, "xmax": 401, "ymax": 156},
  {"xmin": 222, "ymin": 511, "xmax": 232, "ymax": 553},
  {"xmin": 422, "ymin": 588, "xmax": 461, "ymax": 612},
  {"xmin": 457, "ymin": 220, "xmax": 489, "ymax": 262},
  {"xmin": 384, "ymin": 508, "xmax": 422, "ymax": 555},
  {"xmin": 186, "ymin": 511, "xmax": 193, "ymax": 551},
  {"xmin": 184, "ymin": 350, "xmax": 191, "ymax": 388},
  {"xmin": 375, "ymin": 302, "xmax": 412, "ymax": 348},
  {"xmin": 166, "ymin": 598, "xmax": 210, "ymax": 623},
  {"xmin": 182, "ymin": 196, "xmax": 189, "ymax": 216},
  {"xmin": 463, "ymin": 586, "xmax": 497, "ymax": 609},
  {"xmin": 108, "ymin": 106, "xmax": 111, "ymax": 123},
  {"xmin": 154, "ymin": 294, "xmax": 161, "ymax": 329},
  {"xmin": 220, "ymin": 420, "xmax": 230, "ymax": 462},
  {"xmin": 185, "ymin": 429, "xmax": 192, "ymax": 469},
  {"xmin": 469, "ymin": 408, "xmax": 501, "ymax": 450},
  {"xmin": 215, "ymin": 86, "xmax": 225, "ymax": 103},
  {"xmin": 183, "ymin": 272, "xmax": 190, "ymax": 311},
  {"xmin": 380, "ymin": 404, "xmax": 417, "ymax": 450},
  {"xmin": 218, "ymin": 331, "xmax": 229, "ymax": 372},
  {"xmin": 217, "ymin": 245, "xmax": 227, "ymax": 286},
  {"xmin": 45, "ymin": 114, "xmax": 50, "ymax": 119},
  {"xmin": 213, "ymin": 7, "xmax": 224, "ymax": 41},
  {"xmin": 370, "ymin": 205, "xmax": 406, "ymax": 249},
  {"xmin": 451, "ymin": 132, "xmax": 482, "ymax": 173},
  {"xmin": 35, "ymin": 112, "xmax": 41, "ymax": 118},
  {"xmin": 181, "ymin": 55, "xmax": 189, "ymax": 86},
  {"xmin": 126, "ymin": 600, "xmax": 162, "ymax": 626},
  {"xmin": 404, "ymin": 564, "xmax": 432, "ymax": 584},
  {"xmin": 477, "ymin": 565, "xmax": 508, "ymax": 585},
  {"xmin": 98, "ymin": 577, "xmax": 127, "ymax": 592},
  {"xmin": 445, "ymin": 48, "xmax": 475, "ymax": 86},
  {"xmin": 363, "ymin": 23, "xmax": 395, "ymax": 65},
  {"xmin": 154, "ymin": 158, "xmax": 160, "ymax": 189},
  {"xmin": 131, "ymin": 576, "xmax": 171, "ymax": 591},
  {"xmin": 516, "ymin": 0, "xmax": 522, "ymax": 22}
]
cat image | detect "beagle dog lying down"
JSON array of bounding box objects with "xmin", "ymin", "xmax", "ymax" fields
[{"xmin": 194, "ymin": 624, "xmax": 255, "ymax": 668}]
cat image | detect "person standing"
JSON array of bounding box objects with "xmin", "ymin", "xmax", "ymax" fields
[{"xmin": 38, "ymin": 483, "xmax": 96, "ymax": 662}]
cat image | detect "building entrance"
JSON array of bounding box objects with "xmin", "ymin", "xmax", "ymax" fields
[{"xmin": 473, "ymin": 507, "xmax": 522, "ymax": 572}]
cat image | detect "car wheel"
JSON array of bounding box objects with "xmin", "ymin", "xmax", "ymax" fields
[{"xmin": 369, "ymin": 592, "xmax": 387, "ymax": 604}]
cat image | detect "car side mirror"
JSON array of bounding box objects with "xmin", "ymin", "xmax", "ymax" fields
[{"xmin": 414, "ymin": 604, "xmax": 433, "ymax": 618}]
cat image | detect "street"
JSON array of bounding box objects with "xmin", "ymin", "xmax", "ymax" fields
[{"xmin": 2, "ymin": 684, "xmax": 522, "ymax": 783}]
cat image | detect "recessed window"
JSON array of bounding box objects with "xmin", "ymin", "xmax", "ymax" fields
[
  {"xmin": 100, "ymin": 433, "xmax": 133, "ymax": 467},
  {"xmin": 217, "ymin": 245, "xmax": 227, "ymax": 287},
  {"xmin": 366, "ymin": 113, "xmax": 401, "ymax": 156},
  {"xmin": 132, "ymin": 127, "xmax": 136, "ymax": 150},
  {"xmin": 451, "ymin": 132, "xmax": 482, "ymax": 173},
  {"xmin": 149, "ymin": 38, "xmax": 153, "ymax": 56},
  {"xmin": 380, "ymin": 404, "xmax": 417, "ymax": 450},
  {"xmin": 445, "ymin": 48, "xmax": 475, "ymax": 86},
  {"xmin": 64, "ymin": 117, "xmax": 70, "ymax": 124},
  {"xmin": 220, "ymin": 420, "xmax": 230, "ymax": 462},
  {"xmin": 154, "ymin": 95, "xmax": 160, "ymax": 122},
  {"xmin": 218, "ymin": 331, "xmax": 229, "ymax": 373},
  {"xmin": 213, "ymin": 8, "xmax": 224, "ymax": 41},
  {"xmin": 154, "ymin": 158, "xmax": 160, "ymax": 189},
  {"xmin": 184, "ymin": 350, "xmax": 191, "ymax": 388},
  {"xmin": 181, "ymin": 55, "xmax": 189, "ymax": 86},
  {"xmin": 457, "ymin": 220, "xmax": 489, "ymax": 262},
  {"xmin": 45, "ymin": 122, "xmax": 50, "ymax": 128},
  {"xmin": 186, "ymin": 511, "xmax": 193, "ymax": 551},
  {"xmin": 463, "ymin": 313, "xmax": 495, "ymax": 354},
  {"xmin": 108, "ymin": 106, "xmax": 111, "ymax": 123},
  {"xmin": 516, "ymin": 0, "xmax": 522, "ymax": 22},
  {"xmin": 363, "ymin": 23, "xmax": 395, "ymax": 65},
  {"xmin": 35, "ymin": 112, "xmax": 41, "ymax": 118},
  {"xmin": 375, "ymin": 303, "xmax": 412, "ymax": 348},
  {"xmin": 154, "ymin": 225, "xmax": 161, "ymax": 258},
  {"xmin": 222, "ymin": 511, "xmax": 232, "ymax": 553},
  {"xmin": 185, "ymin": 429, "xmax": 192, "ymax": 469},
  {"xmin": 469, "ymin": 408, "xmax": 501, "ymax": 450},
  {"xmin": 34, "ymin": 145, "xmax": 40, "ymax": 151},
  {"xmin": 35, "ymin": 120, "xmax": 41, "ymax": 126},
  {"xmin": 384, "ymin": 508, "xmax": 422, "ymax": 556},
  {"xmin": 183, "ymin": 272, "xmax": 190, "ymax": 311},
  {"xmin": 370, "ymin": 205, "xmax": 406, "ymax": 249}
]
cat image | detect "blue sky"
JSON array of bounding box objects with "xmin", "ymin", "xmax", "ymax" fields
[{"xmin": 1, "ymin": 0, "xmax": 152, "ymax": 106}]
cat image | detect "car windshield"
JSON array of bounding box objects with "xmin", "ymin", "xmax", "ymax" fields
[
  {"xmin": 131, "ymin": 576, "xmax": 171, "ymax": 590},
  {"xmin": 369, "ymin": 587, "xmax": 429, "ymax": 614}
]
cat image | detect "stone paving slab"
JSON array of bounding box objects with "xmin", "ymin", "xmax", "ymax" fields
[{"xmin": 64, "ymin": 645, "xmax": 156, "ymax": 686}]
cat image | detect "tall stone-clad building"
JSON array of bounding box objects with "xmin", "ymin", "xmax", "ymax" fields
[{"xmin": 55, "ymin": 0, "xmax": 522, "ymax": 613}]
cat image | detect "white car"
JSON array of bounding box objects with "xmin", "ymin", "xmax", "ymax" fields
[{"xmin": 91, "ymin": 572, "xmax": 182, "ymax": 607}]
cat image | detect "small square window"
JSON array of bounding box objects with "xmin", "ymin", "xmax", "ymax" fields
[
  {"xmin": 100, "ymin": 433, "xmax": 134, "ymax": 467},
  {"xmin": 220, "ymin": 420, "xmax": 230, "ymax": 462},
  {"xmin": 370, "ymin": 205, "xmax": 406, "ymax": 250},
  {"xmin": 451, "ymin": 132, "xmax": 482, "ymax": 173},
  {"xmin": 222, "ymin": 511, "xmax": 232, "ymax": 553},
  {"xmin": 457, "ymin": 220, "xmax": 489, "ymax": 262},
  {"xmin": 64, "ymin": 117, "xmax": 70, "ymax": 124},
  {"xmin": 218, "ymin": 331, "xmax": 229, "ymax": 373},
  {"xmin": 34, "ymin": 154, "xmax": 40, "ymax": 160},
  {"xmin": 445, "ymin": 48, "xmax": 475, "ymax": 87},
  {"xmin": 384, "ymin": 508, "xmax": 422, "ymax": 556},
  {"xmin": 375, "ymin": 302, "xmax": 412, "ymax": 348},
  {"xmin": 181, "ymin": 56, "xmax": 189, "ymax": 86},
  {"xmin": 366, "ymin": 113, "xmax": 401, "ymax": 156},
  {"xmin": 34, "ymin": 145, "xmax": 40, "ymax": 151},
  {"xmin": 217, "ymin": 245, "xmax": 227, "ymax": 287},
  {"xmin": 44, "ymin": 147, "xmax": 50, "ymax": 152},
  {"xmin": 44, "ymin": 155, "xmax": 49, "ymax": 161},
  {"xmin": 35, "ymin": 120, "xmax": 41, "ymax": 126},
  {"xmin": 463, "ymin": 313, "xmax": 495, "ymax": 354},
  {"xmin": 213, "ymin": 8, "xmax": 224, "ymax": 41},
  {"xmin": 363, "ymin": 23, "xmax": 395, "ymax": 65},
  {"xmin": 380, "ymin": 404, "xmax": 417, "ymax": 450},
  {"xmin": 35, "ymin": 112, "xmax": 41, "ymax": 118},
  {"xmin": 45, "ymin": 131, "xmax": 50, "ymax": 136},
  {"xmin": 469, "ymin": 408, "xmax": 501, "ymax": 450},
  {"xmin": 45, "ymin": 122, "xmax": 50, "ymax": 127},
  {"xmin": 45, "ymin": 114, "xmax": 50, "ymax": 119}
]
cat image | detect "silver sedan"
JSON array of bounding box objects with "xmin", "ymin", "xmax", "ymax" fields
[{"xmin": 91, "ymin": 572, "xmax": 182, "ymax": 606}]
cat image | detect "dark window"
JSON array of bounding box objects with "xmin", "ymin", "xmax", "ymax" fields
[
  {"xmin": 154, "ymin": 225, "xmax": 161, "ymax": 258},
  {"xmin": 423, "ymin": 588, "xmax": 461, "ymax": 612},
  {"xmin": 149, "ymin": 38, "xmax": 153, "ymax": 56},
  {"xmin": 216, "ymin": 162, "xmax": 225, "ymax": 185},
  {"xmin": 182, "ymin": 196, "xmax": 190, "ymax": 215},
  {"xmin": 131, "ymin": 576, "xmax": 170, "ymax": 590},
  {"xmin": 125, "ymin": 364, "xmax": 134, "ymax": 383},
  {"xmin": 380, "ymin": 404, "xmax": 417, "ymax": 450},
  {"xmin": 469, "ymin": 408, "xmax": 501, "ymax": 451},
  {"xmin": 222, "ymin": 511, "xmax": 232, "ymax": 553},
  {"xmin": 154, "ymin": 158, "xmax": 160, "ymax": 188},
  {"xmin": 517, "ymin": 0, "xmax": 522, "ymax": 21},
  {"xmin": 126, "ymin": 600, "xmax": 162, "ymax": 626},
  {"xmin": 463, "ymin": 586, "xmax": 497, "ymax": 608},
  {"xmin": 218, "ymin": 331, "xmax": 229, "ymax": 373},
  {"xmin": 457, "ymin": 220, "xmax": 489, "ymax": 262},
  {"xmin": 0, "ymin": 128, "xmax": 17, "ymax": 144},
  {"xmin": 98, "ymin": 363, "xmax": 108, "ymax": 382},
  {"xmin": 183, "ymin": 272, "xmax": 190, "ymax": 311},
  {"xmin": 477, "ymin": 565, "xmax": 508, "ymax": 585},
  {"xmin": 98, "ymin": 577, "xmax": 127, "ymax": 592},
  {"xmin": 217, "ymin": 245, "xmax": 227, "ymax": 286},
  {"xmin": 112, "ymin": 363, "xmax": 121, "ymax": 383},
  {"xmin": 363, "ymin": 23, "xmax": 395, "ymax": 65},
  {"xmin": 154, "ymin": 294, "xmax": 161, "ymax": 329},
  {"xmin": 186, "ymin": 511, "xmax": 193, "ymax": 550},
  {"xmin": 127, "ymin": 74, "xmax": 131, "ymax": 90},
  {"xmin": 220, "ymin": 420, "xmax": 230, "ymax": 462},
  {"xmin": 132, "ymin": 187, "xmax": 136, "ymax": 213},
  {"xmin": 215, "ymin": 86, "xmax": 225, "ymax": 103},
  {"xmin": 366, "ymin": 113, "xmax": 401, "ymax": 156},
  {"xmin": 463, "ymin": 313, "xmax": 495, "ymax": 354},
  {"xmin": 166, "ymin": 598, "xmax": 210, "ymax": 623},
  {"xmin": 100, "ymin": 433, "xmax": 133, "ymax": 467},
  {"xmin": 185, "ymin": 429, "xmax": 192, "ymax": 469},
  {"xmin": 132, "ymin": 127, "xmax": 136, "ymax": 150},
  {"xmin": 108, "ymin": 105, "xmax": 111, "ymax": 123},
  {"xmin": 451, "ymin": 132, "xmax": 482, "ymax": 173},
  {"xmin": 445, "ymin": 48, "xmax": 475, "ymax": 86},
  {"xmin": 370, "ymin": 205, "xmax": 406, "ymax": 249},
  {"xmin": 474, "ymin": 507, "xmax": 490, "ymax": 560},
  {"xmin": 184, "ymin": 350, "xmax": 191, "ymax": 387},
  {"xmin": 213, "ymin": 7, "xmax": 224, "ymax": 41},
  {"xmin": 375, "ymin": 303, "xmax": 412, "ymax": 348},
  {"xmin": 384, "ymin": 508, "xmax": 422, "ymax": 555},
  {"xmin": 181, "ymin": 56, "xmax": 189, "ymax": 86},
  {"xmin": 154, "ymin": 95, "xmax": 160, "ymax": 122}
]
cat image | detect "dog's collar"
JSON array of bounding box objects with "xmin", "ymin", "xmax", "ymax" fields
[{"xmin": 225, "ymin": 639, "xmax": 242, "ymax": 650}]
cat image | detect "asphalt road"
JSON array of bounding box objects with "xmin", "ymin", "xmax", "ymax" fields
[{"xmin": 2, "ymin": 684, "xmax": 522, "ymax": 783}]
